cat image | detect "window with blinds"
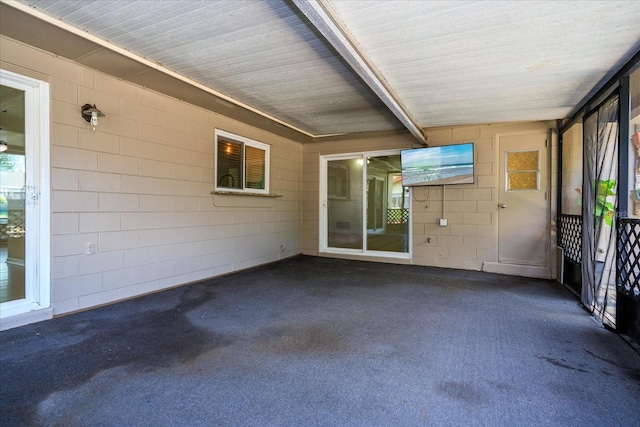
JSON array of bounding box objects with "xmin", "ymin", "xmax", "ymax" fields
[{"xmin": 215, "ymin": 130, "xmax": 269, "ymax": 194}]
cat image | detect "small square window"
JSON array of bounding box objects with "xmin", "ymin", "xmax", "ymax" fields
[
  {"xmin": 505, "ymin": 150, "xmax": 539, "ymax": 191},
  {"xmin": 215, "ymin": 130, "xmax": 269, "ymax": 194}
]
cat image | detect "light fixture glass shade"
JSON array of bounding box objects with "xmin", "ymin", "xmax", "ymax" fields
[{"xmin": 81, "ymin": 104, "xmax": 105, "ymax": 132}]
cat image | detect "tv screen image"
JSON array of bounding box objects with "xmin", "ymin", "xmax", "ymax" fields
[{"xmin": 400, "ymin": 142, "xmax": 474, "ymax": 186}]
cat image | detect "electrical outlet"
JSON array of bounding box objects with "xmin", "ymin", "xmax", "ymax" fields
[
  {"xmin": 439, "ymin": 218, "xmax": 448, "ymax": 227},
  {"xmin": 86, "ymin": 241, "xmax": 96, "ymax": 255},
  {"xmin": 280, "ymin": 244, "xmax": 285, "ymax": 253}
]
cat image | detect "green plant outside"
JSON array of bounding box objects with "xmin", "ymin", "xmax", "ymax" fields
[{"xmin": 579, "ymin": 179, "xmax": 616, "ymax": 227}]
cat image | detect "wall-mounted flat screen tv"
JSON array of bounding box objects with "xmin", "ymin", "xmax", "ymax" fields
[{"xmin": 400, "ymin": 142, "xmax": 474, "ymax": 186}]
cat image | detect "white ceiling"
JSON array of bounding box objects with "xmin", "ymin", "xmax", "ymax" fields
[
  {"xmin": 2, "ymin": 0, "xmax": 639, "ymax": 143},
  {"xmin": 328, "ymin": 1, "xmax": 640, "ymax": 125}
]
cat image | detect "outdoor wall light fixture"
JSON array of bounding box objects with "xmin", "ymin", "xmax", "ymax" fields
[
  {"xmin": 0, "ymin": 141, "xmax": 7, "ymax": 152},
  {"xmin": 81, "ymin": 104, "xmax": 105, "ymax": 132}
]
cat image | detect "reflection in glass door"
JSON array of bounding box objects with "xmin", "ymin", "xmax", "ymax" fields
[
  {"xmin": 367, "ymin": 176, "xmax": 385, "ymax": 232},
  {"xmin": 323, "ymin": 152, "xmax": 410, "ymax": 256},
  {"xmin": 0, "ymin": 86, "xmax": 25, "ymax": 304},
  {"xmin": 327, "ymin": 158, "xmax": 363, "ymax": 249},
  {"xmin": 365, "ymin": 155, "xmax": 409, "ymax": 253}
]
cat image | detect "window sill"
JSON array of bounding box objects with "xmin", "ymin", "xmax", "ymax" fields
[{"xmin": 212, "ymin": 191, "xmax": 283, "ymax": 198}]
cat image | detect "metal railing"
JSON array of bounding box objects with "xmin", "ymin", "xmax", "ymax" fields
[
  {"xmin": 617, "ymin": 217, "xmax": 640, "ymax": 301},
  {"xmin": 558, "ymin": 214, "xmax": 582, "ymax": 263}
]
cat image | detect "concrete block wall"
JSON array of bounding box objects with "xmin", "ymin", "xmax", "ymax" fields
[
  {"xmin": 302, "ymin": 122, "xmax": 557, "ymax": 274},
  {"xmin": 1, "ymin": 36, "xmax": 302, "ymax": 316},
  {"xmin": 415, "ymin": 123, "xmax": 555, "ymax": 272},
  {"xmin": 405, "ymin": 127, "xmax": 496, "ymax": 270}
]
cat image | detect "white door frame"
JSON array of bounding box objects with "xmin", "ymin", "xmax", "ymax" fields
[{"xmin": 0, "ymin": 69, "xmax": 51, "ymax": 329}]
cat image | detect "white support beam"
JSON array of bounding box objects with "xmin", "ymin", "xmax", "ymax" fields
[{"xmin": 292, "ymin": 0, "xmax": 428, "ymax": 146}]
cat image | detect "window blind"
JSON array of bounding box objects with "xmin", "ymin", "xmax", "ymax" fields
[{"xmin": 217, "ymin": 138, "xmax": 242, "ymax": 189}]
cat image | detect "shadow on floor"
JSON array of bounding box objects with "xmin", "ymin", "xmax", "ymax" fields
[{"xmin": 1, "ymin": 256, "xmax": 639, "ymax": 426}]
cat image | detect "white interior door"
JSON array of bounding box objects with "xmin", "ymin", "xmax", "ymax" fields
[{"xmin": 498, "ymin": 132, "xmax": 549, "ymax": 268}]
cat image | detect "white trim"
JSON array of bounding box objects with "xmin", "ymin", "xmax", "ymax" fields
[
  {"xmin": 0, "ymin": 69, "xmax": 51, "ymax": 326},
  {"xmin": 0, "ymin": 307, "xmax": 53, "ymax": 331},
  {"xmin": 322, "ymin": 246, "xmax": 412, "ymax": 260},
  {"xmin": 319, "ymin": 156, "xmax": 329, "ymax": 250},
  {"xmin": 482, "ymin": 262, "xmax": 551, "ymax": 279}
]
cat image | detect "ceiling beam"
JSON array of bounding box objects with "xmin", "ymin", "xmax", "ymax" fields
[{"xmin": 292, "ymin": 0, "xmax": 428, "ymax": 146}]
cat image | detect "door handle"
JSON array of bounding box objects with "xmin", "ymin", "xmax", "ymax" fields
[{"xmin": 499, "ymin": 203, "xmax": 507, "ymax": 208}]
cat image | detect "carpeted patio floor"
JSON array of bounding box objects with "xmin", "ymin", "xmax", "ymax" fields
[{"xmin": 1, "ymin": 256, "xmax": 639, "ymax": 426}]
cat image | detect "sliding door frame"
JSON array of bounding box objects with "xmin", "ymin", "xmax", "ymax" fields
[{"xmin": 319, "ymin": 149, "xmax": 411, "ymax": 259}]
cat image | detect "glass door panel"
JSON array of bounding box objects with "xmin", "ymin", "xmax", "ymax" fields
[
  {"xmin": 323, "ymin": 152, "xmax": 410, "ymax": 256},
  {"xmin": 327, "ymin": 158, "xmax": 363, "ymax": 249},
  {"xmin": 0, "ymin": 85, "xmax": 26, "ymax": 303},
  {"xmin": 366, "ymin": 176, "xmax": 385, "ymax": 232},
  {"xmin": 366, "ymin": 154, "xmax": 409, "ymax": 253}
]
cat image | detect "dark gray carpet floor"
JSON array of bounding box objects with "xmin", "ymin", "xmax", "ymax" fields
[{"xmin": 1, "ymin": 256, "xmax": 639, "ymax": 427}]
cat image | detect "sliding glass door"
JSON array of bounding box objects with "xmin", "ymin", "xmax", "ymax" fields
[
  {"xmin": 0, "ymin": 69, "xmax": 50, "ymax": 322},
  {"xmin": 321, "ymin": 151, "xmax": 410, "ymax": 257}
]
